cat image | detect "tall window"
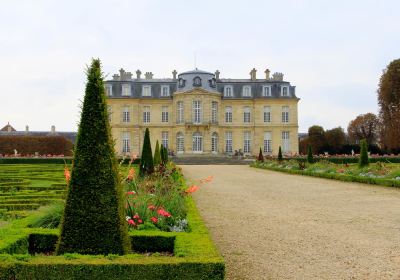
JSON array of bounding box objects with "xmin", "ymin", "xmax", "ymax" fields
[
  {"xmin": 193, "ymin": 76, "xmax": 202, "ymax": 86},
  {"xmin": 122, "ymin": 106, "xmax": 130, "ymax": 123},
  {"xmin": 243, "ymin": 131, "xmax": 251, "ymax": 154},
  {"xmin": 225, "ymin": 131, "xmax": 233, "ymax": 153},
  {"xmin": 282, "ymin": 106, "xmax": 289, "ymax": 123},
  {"xmin": 143, "ymin": 106, "xmax": 151, "ymax": 123},
  {"xmin": 176, "ymin": 132, "xmax": 184, "ymax": 153},
  {"xmin": 122, "ymin": 84, "xmax": 131, "ymax": 96},
  {"xmin": 242, "ymin": 86, "xmax": 251, "ymax": 97},
  {"xmin": 211, "ymin": 132, "xmax": 218, "ymax": 153},
  {"xmin": 224, "ymin": 86, "xmax": 233, "ymax": 97},
  {"xmin": 264, "ymin": 132, "xmax": 272, "ymax": 153},
  {"xmin": 263, "ymin": 106, "xmax": 271, "ymax": 123},
  {"xmin": 176, "ymin": 101, "xmax": 184, "ymax": 124},
  {"xmin": 161, "ymin": 106, "xmax": 169, "ymax": 123},
  {"xmin": 122, "ymin": 132, "xmax": 130, "ymax": 153},
  {"xmin": 193, "ymin": 100, "xmax": 202, "ymax": 124},
  {"xmin": 161, "ymin": 85, "xmax": 170, "ymax": 97},
  {"xmin": 211, "ymin": 101, "xmax": 218, "ymax": 123},
  {"xmin": 107, "ymin": 105, "xmax": 112, "ymax": 122},
  {"xmin": 192, "ymin": 132, "xmax": 202, "ymax": 152},
  {"xmin": 262, "ymin": 85, "xmax": 271, "ymax": 96},
  {"xmin": 281, "ymin": 86, "xmax": 289, "ymax": 96},
  {"xmin": 282, "ymin": 131, "xmax": 290, "ymax": 153},
  {"xmin": 142, "ymin": 85, "xmax": 151, "ymax": 97},
  {"xmin": 225, "ymin": 106, "xmax": 232, "ymax": 123},
  {"xmin": 243, "ymin": 106, "xmax": 251, "ymax": 123},
  {"xmin": 105, "ymin": 85, "xmax": 113, "ymax": 96},
  {"xmin": 162, "ymin": 131, "xmax": 169, "ymax": 149}
]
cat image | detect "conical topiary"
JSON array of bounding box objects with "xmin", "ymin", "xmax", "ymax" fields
[
  {"xmin": 140, "ymin": 128, "xmax": 154, "ymax": 176},
  {"xmin": 258, "ymin": 147, "xmax": 264, "ymax": 162},
  {"xmin": 359, "ymin": 139, "xmax": 369, "ymax": 168},
  {"xmin": 164, "ymin": 146, "xmax": 169, "ymax": 163},
  {"xmin": 153, "ymin": 140, "xmax": 161, "ymax": 166},
  {"xmin": 278, "ymin": 146, "xmax": 283, "ymax": 161},
  {"xmin": 57, "ymin": 59, "xmax": 131, "ymax": 255},
  {"xmin": 160, "ymin": 144, "xmax": 166, "ymax": 164},
  {"xmin": 307, "ymin": 145, "xmax": 314, "ymax": 164}
]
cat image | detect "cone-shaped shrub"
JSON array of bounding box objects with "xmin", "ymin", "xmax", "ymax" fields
[
  {"xmin": 358, "ymin": 139, "xmax": 369, "ymax": 168},
  {"xmin": 153, "ymin": 140, "xmax": 161, "ymax": 166},
  {"xmin": 140, "ymin": 128, "xmax": 154, "ymax": 176},
  {"xmin": 307, "ymin": 145, "xmax": 314, "ymax": 164},
  {"xmin": 57, "ymin": 59, "xmax": 131, "ymax": 255},
  {"xmin": 160, "ymin": 144, "xmax": 166, "ymax": 164},
  {"xmin": 164, "ymin": 146, "xmax": 169, "ymax": 163},
  {"xmin": 258, "ymin": 147, "xmax": 264, "ymax": 162},
  {"xmin": 278, "ymin": 146, "xmax": 283, "ymax": 161}
]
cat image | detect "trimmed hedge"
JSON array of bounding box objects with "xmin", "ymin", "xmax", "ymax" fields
[
  {"xmin": 284, "ymin": 156, "xmax": 400, "ymax": 164},
  {"xmin": 0, "ymin": 158, "xmax": 140, "ymax": 165}
]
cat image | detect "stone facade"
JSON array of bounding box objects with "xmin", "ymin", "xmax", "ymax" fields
[{"xmin": 105, "ymin": 68, "xmax": 299, "ymax": 156}]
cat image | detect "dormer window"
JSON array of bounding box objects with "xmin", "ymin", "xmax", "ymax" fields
[
  {"xmin": 281, "ymin": 86, "xmax": 289, "ymax": 96},
  {"xmin": 193, "ymin": 76, "xmax": 202, "ymax": 87},
  {"xmin": 242, "ymin": 86, "xmax": 252, "ymax": 97},
  {"xmin": 105, "ymin": 84, "xmax": 113, "ymax": 96},
  {"xmin": 161, "ymin": 85, "xmax": 170, "ymax": 97},
  {"xmin": 224, "ymin": 86, "xmax": 233, "ymax": 97},
  {"xmin": 178, "ymin": 78, "xmax": 186, "ymax": 88},
  {"xmin": 142, "ymin": 85, "xmax": 151, "ymax": 97},
  {"xmin": 122, "ymin": 84, "xmax": 131, "ymax": 96},
  {"xmin": 209, "ymin": 78, "xmax": 216, "ymax": 88},
  {"xmin": 262, "ymin": 85, "xmax": 271, "ymax": 96}
]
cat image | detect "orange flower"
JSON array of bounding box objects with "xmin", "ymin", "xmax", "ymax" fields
[
  {"xmin": 200, "ymin": 175, "xmax": 213, "ymax": 183},
  {"xmin": 129, "ymin": 153, "xmax": 138, "ymax": 164},
  {"xmin": 64, "ymin": 167, "xmax": 71, "ymax": 183},
  {"xmin": 185, "ymin": 185, "xmax": 199, "ymax": 194},
  {"xmin": 127, "ymin": 168, "xmax": 135, "ymax": 181}
]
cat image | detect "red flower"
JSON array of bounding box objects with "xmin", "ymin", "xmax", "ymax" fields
[
  {"xmin": 128, "ymin": 219, "xmax": 135, "ymax": 226},
  {"xmin": 185, "ymin": 185, "xmax": 199, "ymax": 194},
  {"xmin": 133, "ymin": 214, "xmax": 140, "ymax": 219},
  {"xmin": 148, "ymin": 205, "xmax": 156, "ymax": 211},
  {"xmin": 138, "ymin": 219, "xmax": 143, "ymax": 224},
  {"xmin": 157, "ymin": 208, "xmax": 172, "ymax": 217},
  {"xmin": 151, "ymin": 217, "xmax": 158, "ymax": 223},
  {"xmin": 126, "ymin": 191, "xmax": 136, "ymax": 195}
]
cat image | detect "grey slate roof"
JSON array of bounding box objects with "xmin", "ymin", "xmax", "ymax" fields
[{"xmin": 0, "ymin": 131, "xmax": 77, "ymax": 144}]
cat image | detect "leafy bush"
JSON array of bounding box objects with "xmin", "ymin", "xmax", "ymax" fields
[{"xmin": 359, "ymin": 139, "xmax": 369, "ymax": 168}]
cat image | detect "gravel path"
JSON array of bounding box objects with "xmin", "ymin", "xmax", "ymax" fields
[{"xmin": 181, "ymin": 165, "xmax": 400, "ymax": 280}]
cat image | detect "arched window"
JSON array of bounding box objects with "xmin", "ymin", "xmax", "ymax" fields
[
  {"xmin": 211, "ymin": 132, "xmax": 218, "ymax": 153},
  {"xmin": 192, "ymin": 132, "xmax": 203, "ymax": 153},
  {"xmin": 193, "ymin": 76, "xmax": 202, "ymax": 87},
  {"xmin": 176, "ymin": 132, "xmax": 184, "ymax": 153}
]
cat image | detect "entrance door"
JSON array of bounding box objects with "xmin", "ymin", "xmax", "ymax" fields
[{"xmin": 192, "ymin": 132, "xmax": 203, "ymax": 153}]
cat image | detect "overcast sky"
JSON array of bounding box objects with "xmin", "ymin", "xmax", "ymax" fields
[{"xmin": 1, "ymin": 0, "xmax": 399, "ymax": 133}]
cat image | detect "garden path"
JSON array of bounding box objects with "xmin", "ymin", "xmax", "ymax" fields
[{"xmin": 181, "ymin": 165, "xmax": 400, "ymax": 280}]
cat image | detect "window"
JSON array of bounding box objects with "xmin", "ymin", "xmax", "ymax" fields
[
  {"xmin": 211, "ymin": 101, "xmax": 218, "ymax": 123},
  {"xmin": 176, "ymin": 132, "xmax": 184, "ymax": 153},
  {"xmin": 143, "ymin": 106, "xmax": 151, "ymax": 123},
  {"xmin": 225, "ymin": 106, "xmax": 232, "ymax": 123},
  {"xmin": 161, "ymin": 85, "xmax": 170, "ymax": 97},
  {"xmin": 243, "ymin": 106, "xmax": 251, "ymax": 123},
  {"xmin": 107, "ymin": 105, "xmax": 112, "ymax": 122},
  {"xmin": 105, "ymin": 85, "xmax": 113, "ymax": 96},
  {"xmin": 281, "ymin": 86, "xmax": 289, "ymax": 96},
  {"xmin": 242, "ymin": 86, "xmax": 251, "ymax": 97},
  {"xmin": 178, "ymin": 78, "xmax": 185, "ymax": 88},
  {"xmin": 225, "ymin": 131, "xmax": 233, "ymax": 153},
  {"xmin": 264, "ymin": 132, "xmax": 272, "ymax": 153},
  {"xmin": 263, "ymin": 106, "xmax": 271, "ymax": 123},
  {"xmin": 192, "ymin": 132, "xmax": 202, "ymax": 152},
  {"xmin": 282, "ymin": 106, "xmax": 289, "ymax": 123},
  {"xmin": 162, "ymin": 131, "xmax": 169, "ymax": 149},
  {"xmin": 176, "ymin": 101, "xmax": 184, "ymax": 124},
  {"xmin": 192, "ymin": 101, "xmax": 202, "ymax": 124},
  {"xmin": 122, "ymin": 132, "xmax": 130, "ymax": 153},
  {"xmin": 244, "ymin": 131, "xmax": 251, "ymax": 154},
  {"xmin": 161, "ymin": 106, "xmax": 169, "ymax": 123},
  {"xmin": 282, "ymin": 131, "xmax": 290, "ymax": 153},
  {"xmin": 142, "ymin": 85, "xmax": 151, "ymax": 97},
  {"xmin": 193, "ymin": 76, "xmax": 202, "ymax": 87},
  {"xmin": 224, "ymin": 86, "xmax": 233, "ymax": 97},
  {"xmin": 122, "ymin": 106, "xmax": 130, "ymax": 123},
  {"xmin": 262, "ymin": 85, "xmax": 271, "ymax": 96},
  {"xmin": 211, "ymin": 132, "xmax": 218, "ymax": 153},
  {"xmin": 122, "ymin": 84, "xmax": 131, "ymax": 96}
]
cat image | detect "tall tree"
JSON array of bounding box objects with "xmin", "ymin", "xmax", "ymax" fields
[
  {"xmin": 140, "ymin": 128, "xmax": 154, "ymax": 176},
  {"xmin": 378, "ymin": 59, "xmax": 400, "ymax": 152},
  {"xmin": 359, "ymin": 139, "xmax": 369, "ymax": 168},
  {"xmin": 57, "ymin": 59, "xmax": 131, "ymax": 255},
  {"xmin": 153, "ymin": 140, "xmax": 161, "ymax": 166},
  {"xmin": 325, "ymin": 127, "xmax": 346, "ymax": 154},
  {"xmin": 308, "ymin": 125, "xmax": 326, "ymax": 154},
  {"xmin": 347, "ymin": 113, "xmax": 380, "ymax": 145}
]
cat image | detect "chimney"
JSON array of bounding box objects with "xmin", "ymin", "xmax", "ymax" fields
[
  {"xmin": 172, "ymin": 70, "xmax": 177, "ymax": 80},
  {"xmin": 119, "ymin": 68, "xmax": 125, "ymax": 78},
  {"xmin": 25, "ymin": 125, "xmax": 29, "ymax": 132},
  {"xmin": 7, "ymin": 123, "xmax": 11, "ymax": 132},
  {"xmin": 136, "ymin": 69, "xmax": 142, "ymax": 79},
  {"xmin": 264, "ymin": 69, "xmax": 270, "ymax": 80},
  {"xmin": 51, "ymin": 125, "xmax": 56, "ymax": 133},
  {"xmin": 145, "ymin": 72, "xmax": 153, "ymax": 79},
  {"xmin": 215, "ymin": 70, "xmax": 220, "ymax": 80},
  {"xmin": 112, "ymin": 74, "xmax": 120, "ymax": 81},
  {"xmin": 250, "ymin": 68, "xmax": 257, "ymax": 81}
]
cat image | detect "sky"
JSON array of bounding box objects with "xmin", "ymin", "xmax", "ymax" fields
[{"xmin": 1, "ymin": 0, "xmax": 399, "ymax": 133}]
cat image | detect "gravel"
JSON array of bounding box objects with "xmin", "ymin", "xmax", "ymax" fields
[{"xmin": 181, "ymin": 165, "xmax": 400, "ymax": 280}]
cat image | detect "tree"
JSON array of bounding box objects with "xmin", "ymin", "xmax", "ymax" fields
[
  {"xmin": 140, "ymin": 128, "xmax": 154, "ymax": 176},
  {"xmin": 161, "ymin": 145, "xmax": 168, "ymax": 164},
  {"xmin": 153, "ymin": 140, "xmax": 161, "ymax": 166},
  {"xmin": 57, "ymin": 59, "xmax": 131, "ymax": 255},
  {"xmin": 307, "ymin": 145, "xmax": 314, "ymax": 163},
  {"xmin": 347, "ymin": 113, "xmax": 380, "ymax": 145},
  {"xmin": 278, "ymin": 146, "xmax": 283, "ymax": 161},
  {"xmin": 308, "ymin": 125, "xmax": 326, "ymax": 154},
  {"xmin": 359, "ymin": 139, "xmax": 369, "ymax": 168},
  {"xmin": 258, "ymin": 147, "xmax": 264, "ymax": 162},
  {"xmin": 378, "ymin": 59, "xmax": 400, "ymax": 152},
  {"xmin": 325, "ymin": 127, "xmax": 346, "ymax": 154}
]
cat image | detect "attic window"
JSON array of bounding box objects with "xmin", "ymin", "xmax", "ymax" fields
[
  {"xmin": 193, "ymin": 76, "xmax": 202, "ymax": 87},
  {"xmin": 178, "ymin": 78, "xmax": 185, "ymax": 88}
]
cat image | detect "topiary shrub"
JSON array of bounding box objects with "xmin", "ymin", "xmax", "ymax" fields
[
  {"xmin": 307, "ymin": 145, "xmax": 314, "ymax": 164},
  {"xmin": 258, "ymin": 147, "xmax": 264, "ymax": 162},
  {"xmin": 153, "ymin": 140, "xmax": 161, "ymax": 166},
  {"xmin": 359, "ymin": 139, "xmax": 369, "ymax": 168},
  {"xmin": 278, "ymin": 146, "xmax": 283, "ymax": 161},
  {"xmin": 139, "ymin": 128, "xmax": 154, "ymax": 176},
  {"xmin": 56, "ymin": 59, "xmax": 131, "ymax": 255},
  {"xmin": 160, "ymin": 144, "xmax": 168, "ymax": 164}
]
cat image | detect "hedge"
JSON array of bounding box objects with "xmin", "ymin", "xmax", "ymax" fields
[
  {"xmin": 283, "ymin": 156, "xmax": 400, "ymax": 164},
  {"xmin": 0, "ymin": 157, "xmax": 140, "ymax": 165}
]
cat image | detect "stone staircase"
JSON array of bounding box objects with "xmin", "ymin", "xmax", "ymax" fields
[{"xmin": 171, "ymin": 155, "xmax": 254, "ymax": 165}]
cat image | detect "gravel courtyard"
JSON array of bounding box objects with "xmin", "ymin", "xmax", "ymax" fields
[{"xmin": 181, "ymin": 165, "xmax": 400, "ymax": 280}]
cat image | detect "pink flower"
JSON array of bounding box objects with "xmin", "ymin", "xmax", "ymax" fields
[
  {"xmin": 138, "ymin": 219, "xmax": 142, "ymax": 224},
  {"xmin": 148, "ymin": 205, "xmax": 156, "ymax": 211},
  {"xmin": 151, "ymin": 217, "xmax": 158, "ymax": 223},
  {"xmin": 157, "ymin": 208, "xmax": 172, "ymax": 218},
  {"xmin": 128, "ymin": 219, "xmax": 135, "ymax": 226},
  {"xmin": 185, "ymin": 185, "xmax": 199, "ymax": 194},
  {"xmin": 133, "ymin": 214, "xmax": 140, "ymax": 219}
]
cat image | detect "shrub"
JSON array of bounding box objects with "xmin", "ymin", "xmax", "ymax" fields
[
  {"xmin": 161, "ymin": 145, "xmax": 168, "ymax": 164},
  {"xmin": 257, "ymin": 148, "xmax": 264, "ymax": 162},
  {"xmin": 153, "ymin": 140, "xmax": 161, "ymax": 166},
  {"xmin": 56, "ymin": 59, "xmax": 131, "ymax": 255},
  {"xmin": 359, "ymin": 139, "xmax": 369, "ymax": 168},
  {"xmin": 307, "ymin": 145, "xmax": 314, "ymax": 164},
  {"xmin": 278, "ymin": 146, "xmax": 283, "ymax": 161},
  {"xmin": 139, "ymin": 128, "xmax": 154, "ymax": 176},
  {"xmin": 0, "ymin": 136, "xmax": 73, "ymax": 156}
]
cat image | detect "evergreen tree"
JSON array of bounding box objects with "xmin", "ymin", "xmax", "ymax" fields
[
  {"xmin": 57, "ymin": 59, "xmax": 131, "ymax": 255},
  {"xmin": 164, "ymin": 146, "xmax": 169, "ymax": 163},
  {"xmin": 140, "ymin": 128, "xmax": 154, "ymax": 176},
  {"xmin": 258, "ymin": 147, "xmax": 264, "ymax": 162},
  {"xmin": 278, "ymin": 146, "xmax": 283, "ymax": 161},
  {"xmin": 160, "ymin": 145, "xmax": 168, "ymax": 164},
  {"xmin": 153, "ymin": 140, "xmax": 161, "ymax": 166},
  {"xmin": 358, "ymin": 139, "xmax": 369, "ymax": 168},
  {"xmin": 307, "ymin": 145, "xmax": 314, "ymax": 164}
]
